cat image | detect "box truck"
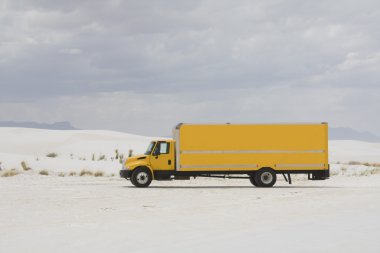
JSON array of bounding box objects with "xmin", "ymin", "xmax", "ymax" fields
[{"xmin": 120, "ymin": 123, "xmax": 329, "ymax": 187}]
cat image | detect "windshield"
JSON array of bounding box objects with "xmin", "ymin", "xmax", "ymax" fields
[{"xmin": 144, "ymin": 142, "xmax": 156, "ymax": 155}]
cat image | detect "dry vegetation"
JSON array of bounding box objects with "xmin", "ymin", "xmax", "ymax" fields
[
  {"xmin": 1, "ymin": 169, "xmax": 19, "ymax": 177},
  {"xmin": 98, "ymin": 155, "xmax": 106, "ymax": 161},
  {"xmin": 333, "ymin": 162, "xmax": 380, "ymax": 177},
  {"xmin": 348, "ymin": 161, "xmax": 380, "ymax": 167},
  {"xmin": 21, "ymin": 161, "xmax": 31, "ymax": 171},
  {"xmin": 39, "ymin": 170, "xmax": 49, "ymax": 176},
  {"xmin": 94, "ymin": 171, "xmax": 104, "ymax": 177},
  {"xmin": 348, "ymin": 161, "xmax": 361, "ymax": 165},
  {"xmin": 46, "ymin": 152, "xmax": 58, "ymax": 158},
  {"xmin": 80, "ymin": 170, "xmax": 94, "ymax": 176}
]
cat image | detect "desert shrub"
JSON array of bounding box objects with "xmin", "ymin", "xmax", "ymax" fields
[
  {"xmin": 128, "ymin": 149, "xmax": 133, "ymax": 157},
  {"xmin": 46, "ymin": 152, "xmax": 58, "ymax": 158},
  {"xmin": 359, "ymin": 170, "xmax": 371, "ymax": 176},
  {"xmin": 1, "ymin": 169, "xmax": 19, "ymax": 177},
  {"xmin": 39, "ymin": 170, "xmax": 49, "ymax": 176},
  {"xmin": 98, "ymin": 154, "xmax": 106, "ymax": 161},
  {"xmin": 58, "ymin": 172, "xmax": 66, "ymax": 177},
  {"xmin": 119, "ymin": 154, "xmax": 124, "ymax": 164},
  {"xmin": 80, "ymin": 170, "xmax": 93, "ymax": 176},
  {"xmin": 21, "ymin": 161, "xmax": 32, "ymax": 171},
  {"xmin": 94, "ymin": 171, "xmax": 104, "ymax": 177},
  {"xmin": 92, "ymin": 154, "xmax": 95, "ymax": 161},
  {"xmin": 115, "ymin": 149, "xmax": 119, "ymax": 159},
  {"xmin": 348, "ymin": 161, "xmax": 361, "ymax": 165},
  {"xmin": 69, "ymin": 171, "xmax": 77, "ymax": 176},
  {"xmin": 363, "ymin": 162, "xmax": 371, "ymax": 166}
]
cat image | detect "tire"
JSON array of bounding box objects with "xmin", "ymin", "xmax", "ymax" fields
[
  {"xmin": 130, "ymin": 173, "xmax": 136, "ymax": 185},
  {"xmin": 249, "ymin": 174, "xmax": 258, "ymax": 186},
  {"xmin": 254, "ymin": 168, "xmax": 276, "ymax": 187},
  {"xmin": 131, "ymin": 167, "xmax": 152, "ymax": 188}
]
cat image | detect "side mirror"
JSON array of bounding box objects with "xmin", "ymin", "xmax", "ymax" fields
[{"xmin": 153, "ymin": 149, "xmax": 160, "ymax": 156}]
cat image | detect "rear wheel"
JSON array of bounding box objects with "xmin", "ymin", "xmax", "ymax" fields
[
  {"xmin": 131, "ymin": 167, "xmax": 152, "ymax": 188},
  {"xmin": 254, "ymin": 168, "xmax": 276, "ymax": 187}
]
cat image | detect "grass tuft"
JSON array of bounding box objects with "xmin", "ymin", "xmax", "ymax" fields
[
  {"xmin": 94, "ymin": 171, "xmax": 104, "ymax": 177},
  {"xmin": 39, "ymin": 170, "xmax": 49, "ymax": 176},
  {"xmin": 46, "ymin": 152, "xmax": 58, "ymax": 158},
  {"xmin": 1, "ymin": 169, "xmax": 19, "ymax": 177},
  {"xmin": 21, "ymin": 161, "xmax": 32, "ymax": 171},
  {"xmin": 80, "ymin": 170, "xmax": 93, "ymax": 176}
]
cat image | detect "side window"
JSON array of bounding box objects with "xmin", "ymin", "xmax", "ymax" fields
[{"xmin": 159, "ymin": 142, "xmax": 170, "ymax": 154}]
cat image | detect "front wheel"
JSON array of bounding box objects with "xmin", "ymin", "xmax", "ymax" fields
[
  {"xmin": 131, "ymin": 167, "xmax": 152, "ymax": 188},
  {"xmin": 254, "ymin": 168, "xmax": 277, "ymax": 187}
]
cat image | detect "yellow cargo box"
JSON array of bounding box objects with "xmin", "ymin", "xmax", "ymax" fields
[{"xmin": 175, "ymin": 123, "xmax": 328, "ymax": 172}]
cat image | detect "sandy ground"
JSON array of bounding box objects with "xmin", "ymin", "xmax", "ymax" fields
[{"xmin": 1, "ymin": 174, "xmax": 380, "ymax": 253}]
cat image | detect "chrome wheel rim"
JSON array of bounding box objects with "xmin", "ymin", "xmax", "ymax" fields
[
  {"xmin": 261, "ymin": 172, "xmax": 273, "ymax": 184},
  {"xmin": 136, "ymin": 172, "xmax": 149, "ymax": 184}
]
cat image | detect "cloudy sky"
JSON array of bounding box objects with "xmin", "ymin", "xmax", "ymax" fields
[{"xmin": 0, "ymin": 0, "xmax": 379, "ymax": 136}]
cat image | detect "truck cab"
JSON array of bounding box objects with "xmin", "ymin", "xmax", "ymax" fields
[{"xmin": 120, "ymin": 140, "xmax": 175, "ymax": 187}]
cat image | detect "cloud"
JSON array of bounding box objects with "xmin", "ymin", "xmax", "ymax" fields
[
  {"xmin": 58, "ymin": 48, "xmax": 82, "ymax": 55},
  {"xmin": 0, "ymin": 0, "xmax": 379, "ymax": 135}
]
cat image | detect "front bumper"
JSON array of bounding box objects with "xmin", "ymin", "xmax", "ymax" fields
[{"xmin": 119, "ymin": 169, "xmax": 132, "ymax": 179}]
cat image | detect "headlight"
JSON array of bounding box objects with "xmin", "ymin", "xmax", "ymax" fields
[{"xmin": 122, "ymin": 162, "xmax": 129, "ymax": 170}]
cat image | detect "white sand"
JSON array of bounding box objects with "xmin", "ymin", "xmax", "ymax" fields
[{"xmin": 0, "ymin": 174, "xmax": 379, "ymax": 253}]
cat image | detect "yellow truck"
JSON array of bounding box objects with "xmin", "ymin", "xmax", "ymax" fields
[{"xmin": 120, "ymin": 123, "xmax": 329, "ymax": 187}]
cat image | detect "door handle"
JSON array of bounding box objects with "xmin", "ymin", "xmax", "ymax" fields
[{"xmin": 168, "ymin": 160, "xmax": 171, "ymax": 165}]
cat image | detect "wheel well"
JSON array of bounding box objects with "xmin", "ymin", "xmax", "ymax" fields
[
  {"xmin": 258, "ymin": 167, "xmax": 275, "ymax": 173},
  {"xmin": 249, "ymin": 167, "xmax": 275, "ymax": 176}
]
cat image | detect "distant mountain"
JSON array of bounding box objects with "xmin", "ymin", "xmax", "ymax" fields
[
  {"xmin": 329, "ymin": 127, "xmax": 380, "ymax": 143},
  {"xmin": 0, "ymin": 121, "xmax": 79, "ymax": 130}
]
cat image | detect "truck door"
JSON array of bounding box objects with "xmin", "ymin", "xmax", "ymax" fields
[{"xmin": 150, "ymin": 141, "xmax": 174, "ymax": 171}]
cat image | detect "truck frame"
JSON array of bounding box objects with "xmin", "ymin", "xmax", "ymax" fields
[{"xmin": 120, "ymin": 123, "xmax": 330, "ymax": 187}]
